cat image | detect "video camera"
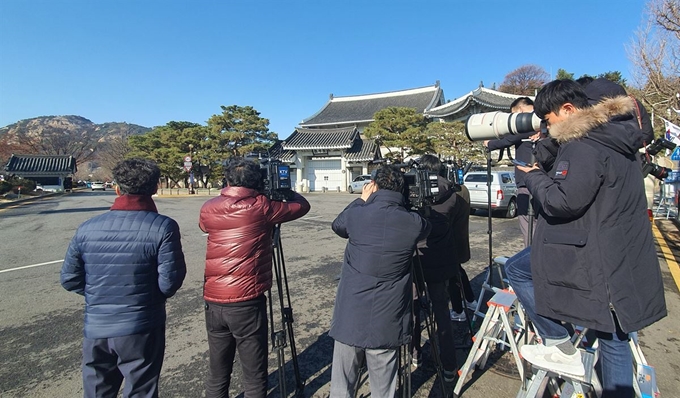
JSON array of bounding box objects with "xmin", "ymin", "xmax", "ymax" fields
[
  {"xmin": 245, "ymin": 153, "xmax": 294, "ymax": 201},
  {"xmin": 260, "ymin": 160, "xmax": 294, "ymax": 201},
  {"xmin": 376, "ymin": 159, "xmax": 439, "ymax": 209},
  {"xmin": 642, "ymin": 138, "xmax": 677, "ymax": 180},
  {"xmin": 465, "ymin": 112, "xmax": 545, "ymax": 141},
  {"xmin": 443, "ymin": 160, "xmax": 472, "ymax": 186}
]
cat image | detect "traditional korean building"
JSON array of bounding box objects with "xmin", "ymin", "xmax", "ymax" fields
[
  {"xmin": 4, "ymin": 154, "xmax": 77, "ymax": 192},
  {"xmin": 288, "ymin": 83, "xmax": 444, "ymax": 191},
  {"xmin": 426, "ymin": 85, "xmax": 534, "ymax": 121},
  {"xmin": 270, "ymin": 127, "xmax": 380, "ymax": 192}
]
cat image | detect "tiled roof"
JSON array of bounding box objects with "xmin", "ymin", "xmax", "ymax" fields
[
  {"xmin": 345, "ymin": 139, "xmax": 380, "ymax": 162},
  {"xmin": 4, "ymin": 154, "xmax": 77, "ymax": 176},
  {"xmin": 426, "ymin": 87, "xmax": 533, "ymax": 118},
  {"xmin": 267, "ymin": 141, "xmax": 296, "ymax": 163},
  {"xmin": 300, "ymin": 84, "xmax": 444, "ymax": 127},
  {"xmin": 283, "ymin": 127, "xmax": 359, "ymax": 150}
]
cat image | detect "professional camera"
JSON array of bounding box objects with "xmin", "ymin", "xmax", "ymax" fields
[
  {"xmin": 465, "ymin": 112, "xmax": 543, "ymax": 141},
  {"xmin": 244, "ymin": 153, "xmax": 294, "ymax": 201},
  {"xmin": 642, "ymin": 138, "xmax": 677, "ymax": 180},
  {"xmin": 259, "ymin": 159, "xmax": 294, "ymax": 201},
  {"xmin": 377, "ymin": 160, "xmax": 439, "ymax": 209},
  {"xmin": 443, "ymin": 160, "xmax": 472, "ymax": 185}
]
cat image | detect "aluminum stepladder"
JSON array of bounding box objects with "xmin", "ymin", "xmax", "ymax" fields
[
  {"xmin": 518, "ymin": 330, "xmax": 659, "ymax": 397},
  {"xmin": 470, "ymin": 256, "xmax": 509, "ymax": 325},
  {"xmin": 453, "ymin": 288, "xmax": 530, "ymax": 397}
]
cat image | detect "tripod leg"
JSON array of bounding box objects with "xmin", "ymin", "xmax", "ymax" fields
[
  {"xmin": 272, "ymin": 226, "xmax": 306, "ymax": 396},
  {"xmin": 284, "ymin": 312, "xmax": 305, "ymax": 396}
]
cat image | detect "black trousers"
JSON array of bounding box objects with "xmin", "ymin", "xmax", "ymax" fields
[
  {"xmin": 82, "ymin": 326, "xmax": 165, "ymax": 398},
  {"xmin": 448, "ymin": 265, "xmax": 474, "ymax": 313},
  {"xmin": 205, "ymin": 296, "xmax": 268, "ymax": 398},
  {"xmin": 413, "ymin": 281, "xmax": 457, "ymax": 371}
]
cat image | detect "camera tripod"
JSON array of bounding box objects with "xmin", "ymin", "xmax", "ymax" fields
[
  {"xmin": 349, "ymin": 253, "xmax": 450, "ymax": 398},
  {"xmin": 267, "ymin": 224, "xmax": 305, "ymax": 397},
  {"xmin": 406, "ymin": 253, "xmax": 449, "ymax": 397}
]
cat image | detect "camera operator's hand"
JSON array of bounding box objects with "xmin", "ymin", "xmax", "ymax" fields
[
  {"xmin": 483, "ymin": 140, "xmax": 490, "ymax": 147},
  {"xmin": 517, "ymin": 164, "xmax": 540, "ymax": 173},
  {"xmin": 361, "ymin": 181, "xmax": 377, "ymax": 202},
  {"xmin": 529, "ymin": 131, "xmax": 543, "ymax": 142}
]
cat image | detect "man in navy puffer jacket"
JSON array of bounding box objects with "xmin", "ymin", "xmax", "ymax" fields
[{"xmin": 61, "ymin": 158, "xmax": 186, "ymax": 398}]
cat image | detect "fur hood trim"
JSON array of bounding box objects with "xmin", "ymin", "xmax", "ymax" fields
[{"xmin": 548, "ymin": 96, "xmax": 636, "ymax": 143}]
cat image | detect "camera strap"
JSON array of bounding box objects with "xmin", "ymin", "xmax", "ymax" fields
[
  {"xmin": 630, "ymin": 94, "xmax": 652, "ymax": 163},
  {"xmin": 629, "ymin": 95, "xmax": 643, "ymax": 131}
]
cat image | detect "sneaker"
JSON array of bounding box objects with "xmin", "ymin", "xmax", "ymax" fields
[
  {"xmin": 520, "ymin": 344, "xmax": 585, "ymax": 377},
  {"xmin": 450, "ymin": 309, "xmax": 467, "ymax": 322},
  {"xmin": 443, "ymin": 369, "xmax": 457, "ymax": 383},
  {"xmin": 465, "ymin": 299, "xmax": 478, "ymax": 310}
]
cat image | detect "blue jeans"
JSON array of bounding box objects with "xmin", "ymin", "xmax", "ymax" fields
[
  {"xmin": 505, "ymin": 247, "xmax": 633, "ymax": 396},
  {"xmin": 596, "ymin": 324, "xmax": 633, "ymax": 397},
  {"xmin": 504, "ymin": 246, "xmax": 569, "ymax": 342}
]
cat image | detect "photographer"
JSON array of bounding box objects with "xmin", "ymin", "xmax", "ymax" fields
[
  {"xmin": 61, "ymin": 158, "xmax": 187, "ymax": 398},
  {"xmin": 329, "ymin": 165, "xmax": 431, "ymax": 398},
  {"xmin": 199, "ymin": 157, "xmax": 310, "ymax": 398},
  {"xmin": 483, "ymin": 97, "xmax": 538, "ymax": 247},
  {"xmin": 412, "ymin": 154, "xmax": 462, "ymax": 381},
  {"xmin": 512, "ymin": 79, "xmax": 666, "ymax": 396}
]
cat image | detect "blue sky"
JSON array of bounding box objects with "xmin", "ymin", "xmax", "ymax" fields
[{"xmin": 0, "ymin": 0, "xmax": 647, "ymax": 139}]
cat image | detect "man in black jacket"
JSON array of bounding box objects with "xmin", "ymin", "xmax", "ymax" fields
[
  {"xmin": 513, "ymin": 80, "xmax": 666, "ymax": 397},
  {"xmin": 412, "ymin": 155, "xmax": 462, "ymax": 381},
  {"xmin": 329, "ymin": 165, "xmax": 431, "ymax": 398}
]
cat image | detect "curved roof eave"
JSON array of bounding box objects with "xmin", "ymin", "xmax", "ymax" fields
[
  {"xmin": 298, "ymin": 119, "xmax": 374, "ymax": 128},
  {"xmin": 424, "ymin": 87, "xmax": 445, "ymax": 112},
  {"xmin": 300, "ymin": 99, "xmax": 333, "ymax": 124}
]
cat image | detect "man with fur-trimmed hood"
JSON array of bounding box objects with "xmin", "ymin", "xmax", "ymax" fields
[{"xmin": 512, "ymin": 79, "xmax": 666, "ymax": 397}]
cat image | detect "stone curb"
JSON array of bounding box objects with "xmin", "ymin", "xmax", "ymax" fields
[{"xmin": 0, "ymin": 191, "xmax": 65, "ymax": 209}]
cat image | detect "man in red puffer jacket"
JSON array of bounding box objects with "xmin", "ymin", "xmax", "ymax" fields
[{"xmin": 199, "ymin": 157, "xmax": 310, "ymax": 398}]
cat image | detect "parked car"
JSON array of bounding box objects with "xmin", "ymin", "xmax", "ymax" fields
[
  {"xmin": 347, "ymin": 174, "xmax": 372, "ymax": 193},
  {"xmin": 91, "ymin": 181, "xmax": 106, "ymax": 191},
  {"xmin": 104, "ymin": 181, "xmax": 113, "ymax": 188},
  {"xmin": 464, "ymin": 170, "xmax": 518, "ymax": 218}
]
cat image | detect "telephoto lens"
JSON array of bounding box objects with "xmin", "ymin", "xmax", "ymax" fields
[{"xmin": 465, "ymin": 112, "xmax": 542, "ymax": 141}]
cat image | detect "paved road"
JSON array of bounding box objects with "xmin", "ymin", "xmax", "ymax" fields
[{"xmin": 0, "ymin": 191, "xmax": 678, "ymax": 397}]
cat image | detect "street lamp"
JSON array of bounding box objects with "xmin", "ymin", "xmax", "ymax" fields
[{"xmin": 188, "ymin": 144, "xmax": 196, "ymax": 194}]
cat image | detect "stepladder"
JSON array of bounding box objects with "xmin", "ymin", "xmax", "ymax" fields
[
  {"xmin": 454, "ymin": 289, "xmax": 531, "ymax": 397},
  {"xmin": 470, "ymin": 256, "xmax": 510, "ymax": 326},
  {"xmin": 518, "ymin": 331, "xmax": 660, "ymax": 398}
]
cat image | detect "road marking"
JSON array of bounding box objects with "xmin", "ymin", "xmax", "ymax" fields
[
  {"xmin": 652, "ymin": 223, "xmax": 680, "ymax": 293},
  {"xmin": 0, "ymin": 260, "xmax": 63, "ymax": 274}
]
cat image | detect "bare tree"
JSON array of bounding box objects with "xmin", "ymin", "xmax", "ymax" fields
[
  {"xmin": 498, "ymin": 65, "xmax": 550, "ymax": 96},
  {"xmin": 96, "ymin": 129, "xmax": 134, "ymax": 174},
  {"xmin": 15, "ymin": 125, "xmax": 99, "ymax": 165},
  {"xmin": 628, "ymin": 0, "xmax": 680, "ymax": 130}
]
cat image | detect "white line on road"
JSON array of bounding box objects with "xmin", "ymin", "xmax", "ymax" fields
[{"xmin": 0, "ymin": 260, "xmax": 63, "ymax": 274}]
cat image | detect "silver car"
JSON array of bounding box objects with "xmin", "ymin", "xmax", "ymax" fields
[
  {"xmin": 347, "ymin": 174, "xmax": 371, "ymax": 193},
  {"xmin": 464, "ymin": 170, "xmax": 518, "ymax": 218},
  {"xmin": 91, "ymin": 181, "xmax": 106, "ymax": 191}
]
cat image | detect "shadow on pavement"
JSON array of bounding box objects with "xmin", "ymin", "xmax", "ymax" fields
[{"xmin": 39, "ymin": 206, "xmax": 111, "ymax": 215}]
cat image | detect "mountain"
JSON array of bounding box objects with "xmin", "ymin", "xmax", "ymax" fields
[{"xmin": 0, "ymin": 115, "xmax": 151, "ymax": 142}]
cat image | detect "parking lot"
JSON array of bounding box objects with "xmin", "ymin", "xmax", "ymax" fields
[{"xmin": 0, "ymin": 191, "xmax": 678, "ymax": 397}]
